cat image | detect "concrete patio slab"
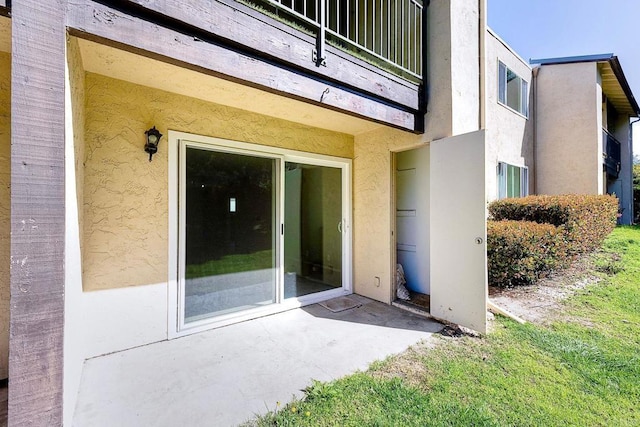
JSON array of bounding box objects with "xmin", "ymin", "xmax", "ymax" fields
[{"xmin": 72, "ymin": 295, "xmax": 443, "ymax": 426}]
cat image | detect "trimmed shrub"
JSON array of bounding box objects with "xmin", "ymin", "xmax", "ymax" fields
[
  {"xmin": 488, "ymin": 194, "xmax": 618, "ymax": 255},
  {"xmin": 487, "ymin": 220, "xmax": 567, "ymax": 288}
]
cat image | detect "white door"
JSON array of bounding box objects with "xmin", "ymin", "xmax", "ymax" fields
[
  {"xmin": 396, "ymin": 146, "xmax": 430, "ymax": 294},
  {"xmin": 430, "ymin": 131, "xmax": 487, "ymax": 333}
]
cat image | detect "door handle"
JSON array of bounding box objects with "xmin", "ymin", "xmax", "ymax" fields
[{"xmin": 338, "ymin": 221, "xmax": 343, "ymax": 233}]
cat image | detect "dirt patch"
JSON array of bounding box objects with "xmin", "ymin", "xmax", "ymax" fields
[{"xmin": 488, "ymin": 252, "xmax": 604, "ymax": 325}]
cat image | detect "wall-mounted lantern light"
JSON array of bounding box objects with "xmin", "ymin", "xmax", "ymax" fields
[{"xmin": 144, "ymin": 126, "xmax": 163, "ymax": 162}]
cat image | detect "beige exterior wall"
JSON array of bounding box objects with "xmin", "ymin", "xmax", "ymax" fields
[
  {"xmin": 423, "ymin": 0, "xmax": 481, "ymax": 140},
  {"xmin": 63, "ymin": 36, "xmax": 87, "ymax": 425},
  {"xmin": 83, "ymin": 73, "xmax": 353, "ymax": 291},
  {"xmin": 536, "ymin": 62, "xmax": 602, "ymax": 195},
  {"xmin": 485, "ymin": 30, "xmax": 533, "ymax": 200},
  {"xmin": 351, "ymin": 0, "xmax": 483, "ymax": 304},
  {"xmin": 449, "ymin": 0, "xmax": 480, "ymax": 136},
  {"xmin": 424, "ymin": 0, "xmax": 453, "ymax": 140},
  {"xmin": 0, "ymin": 51, "xmax": 10, "ymax": 380},
  {"xmin": 353, "ymin": 127, "xmax": 422, "ymax": 303}
]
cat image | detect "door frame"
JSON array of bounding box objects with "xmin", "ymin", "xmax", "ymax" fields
[{"xmin": 168, "ymin": 131, "xmax": 352, "ymax": 338}]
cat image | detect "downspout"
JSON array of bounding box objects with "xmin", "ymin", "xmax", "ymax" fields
[{"xmin": 532, "ymin": 66, "xmax": 540, "ymax": 194}]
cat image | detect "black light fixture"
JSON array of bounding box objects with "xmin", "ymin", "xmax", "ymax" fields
[{"xmin": 144, "ymin": 126, "xmax": 163, "ymax": 162}]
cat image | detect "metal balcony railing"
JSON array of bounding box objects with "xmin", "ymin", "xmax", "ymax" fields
[
  {"xmin": 603, "ymin": 129, "xmax": 621, "ymax": 178},
  {"xmin": 258, "ymin": 0, "xmax": 424, "ymax": 79}
]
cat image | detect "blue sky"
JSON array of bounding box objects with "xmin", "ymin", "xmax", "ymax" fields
[{"xmin": 488, "ymin": 0, "xmax": 640, "ymax": 157}]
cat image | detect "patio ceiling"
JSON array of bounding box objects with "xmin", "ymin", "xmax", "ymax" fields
[
  {"xmin": 0, "ymin": 16, "xmax": 9, "ymax": 53},
  {"xmin": 76, "ymin": 37, "xmax": 382, "ymax": 136}
]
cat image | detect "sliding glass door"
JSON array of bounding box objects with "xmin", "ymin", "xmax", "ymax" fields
[
  {"xmin": 176, "ymin": 136, "xmax": 351, "ymax": 331},
  {"xmin": 284, "ymin": 163, "xmax": 342, "ymax": 298},
  {"xmin": 182, "ymin": 147, "xmax": 278, "ymax": 323}
]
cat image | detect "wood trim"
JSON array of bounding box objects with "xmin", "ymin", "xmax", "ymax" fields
[
  {"xmin": 9, "ymin": 1, "xmax": 65, "ymax": 425},
  {"xmin": 115, "ymin": 0, "xmax": 421, "ymax": 111},
  {"xmin": 68, "ymin": 0, "xmax": 419, "ymax": 131}
]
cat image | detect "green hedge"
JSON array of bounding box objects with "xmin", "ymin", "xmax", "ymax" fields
[
  {"xmin": 487, "ymin": 195, "xmax": 618, "ymax": 287},
  {"xmin": 487, "ymin": 220, "xmax": 567, "ymax": 287},
  {"xmin": 488, "ymin": 194, "xmax": 618, "ymax": 255}
]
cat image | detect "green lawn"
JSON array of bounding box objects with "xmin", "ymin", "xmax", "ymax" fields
[{"xmin": 247, "ymin": 226, "xmax": 640, "ymax": 426}]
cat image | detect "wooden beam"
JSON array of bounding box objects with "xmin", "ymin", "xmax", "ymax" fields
[
  {"xmin": 68, "ymin": 0, "xmax": 418, "ymax": 131},
  {"xmin": 119, "ymin": 0, "xmax": 420, "ymax": 111},
  {"xmin": 9, "ymin": 0, "xmax": 65, "ymax": 425}
]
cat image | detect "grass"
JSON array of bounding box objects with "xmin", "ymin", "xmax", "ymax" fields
[{"xmin": 246, "ymin": 226, "xmax": 640, "ymax": 426}]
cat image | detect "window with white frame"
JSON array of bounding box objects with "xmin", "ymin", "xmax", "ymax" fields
[
  {"xmin": 497, "ymin": 162, "xmax": 528, "ymax": 199},
  {"xmin": 498, "ymin": 61, "xmax": 529, "ymax": 117}
]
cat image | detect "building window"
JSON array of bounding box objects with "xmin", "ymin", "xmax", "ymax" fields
[
  {"xmin": 498, "ymin": 61, "xmax": 529, "ymax": 117},
  {"xmin": 497, "ymin": 162, "xmax": 528, "ymax": 199}
]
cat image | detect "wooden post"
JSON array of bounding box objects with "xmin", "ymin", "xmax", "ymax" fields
[{"xmin": 9, "ymin": 0, "xmax": 66, "ymax": 425}]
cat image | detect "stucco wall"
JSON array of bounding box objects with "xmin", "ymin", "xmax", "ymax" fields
[
  {"xmin": 0, "ymin": 51, "xmax": 10, "ymax": 380},
  {"xmin": 611, "ymin": 112, "xmax": 633, "ymax": 224},
  {"xmin": 63, "ymin": 37, "xmax": 87, "ymax": 425},
  {"xmin": 536, "ymin": 62, "xmax": 602, "ymax": 195},
  {"xmin": 485, "ymin": 30, "xmax": 534, "ymax": 200},
  {"xmin": 423, "ymin": 0, "xmax": 453, "ymax": 140},
  {"xmin": 352, "ymin": 0, "xmax": 483, "ymax": 303},
  {"xmin": 424, "ymin": 0, "xmax": 481, "ymax": 141},
  {"xmin": 83, "ymin": 73, "xmax": 353, "ymax": 291},
  {"xmin": 449, "ymin": 0, "xmax": 480, "ymax": 136},
  {"xmin": 353, "ymin": 127, "xmax": 422, "ymax": 303}
]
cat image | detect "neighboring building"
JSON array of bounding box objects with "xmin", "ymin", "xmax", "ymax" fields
[
  {"xmin": 532, "ymin": 54, "xmax": 638, "ymax": 225},
  {"xmin": 485, "ymin": 29, "xmax": 535, "ymax": 202},
  {"xmin": 485, "ymin": 31, "xmax": 639, "ymax": 218},
  {"xmin": 0, "ymin": 1, "xmax": 637, "ymax": 425}
]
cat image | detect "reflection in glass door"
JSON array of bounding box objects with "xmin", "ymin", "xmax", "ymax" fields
[
  {"xmin": 175, "ymin": 134, "xmax": 351, "ymax": 331},
  {"xmin": 182, "ymin": 146, "xmax": 277, "ymax": 323},
  {"xmin": 284, "ymin": 163, "xmax": 342, "ymax": 298}
]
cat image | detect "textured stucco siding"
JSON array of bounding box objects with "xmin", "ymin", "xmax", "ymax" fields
[
  {"xmin": 423, "ymin": 0, "xmax": 453, "ymax": 140},
  {"xmin": 485, "ymin": 31, "xmax": 534, "ymax": 200},
  {"xmin": 536, "ymin": 62, "xmax": 602, "ymax": 195},
  {"xmin": 449, "ymin": 0, "xmax": 480, "ymax": 135},
  {"xmin": 63, "ymin": 37, "xmax": 87, "ymax": 425},
  {"xmin": 353, "ymin": 127, "xmax": 422, "ymax": 303},
  {"xmin": 0, "ymin": 51, "xmax": 10, "ymax": 380},
  {"xmin": 423, "ymin": 0, "xmax": 481, "ymax": 140},
  {"xmin": 83, "ymin": 73, "xmax": 353, "ymax": 291},
  {"xmin": 352, "ymin": 0, "xmax": 483, "ymax": 303}
]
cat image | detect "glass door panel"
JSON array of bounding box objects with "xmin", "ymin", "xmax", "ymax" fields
[
  {"xmin": 284, "ymin": 162, "xmax": 342, "ymax": 298},
  {"xmin": 183, "ymin": 146, "xmax": 277, "ymax": 323}
]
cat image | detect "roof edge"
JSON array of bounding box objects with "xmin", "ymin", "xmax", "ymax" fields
[
  {"xmin": 608, "ymin": 56, "xmax": 640, "ymax": 117},
  {"xmin": 530, "ymin": 53, "xmax": 614, "ymax": 65},
  {"xmin": 531, "ymin": 53, "xmax": 639, "ymax": 117}
]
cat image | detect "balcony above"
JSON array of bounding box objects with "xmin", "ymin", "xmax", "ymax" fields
[
  {"xmin": 603, "ymin": 129, "xmax": 621, "ymax": 178},
  {"xmin": 246, "ymin": 0, "xmax": 424, "ymax": 81},
  {"xmin": 68, "ymin": 0, "xmax": 426, "ymax": 132}
]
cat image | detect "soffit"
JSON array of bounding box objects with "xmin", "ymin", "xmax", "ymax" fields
[
  {"xmin": 76, "ymin": 38, "xmax": 381, "ymax": 136},
  {"xmin": 599, "ymin": 62, "xmax": 638, "ymax": 117},
  {"xmin": 0, "ymin": 16, "xmax": 10, "ymax": 53}
]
